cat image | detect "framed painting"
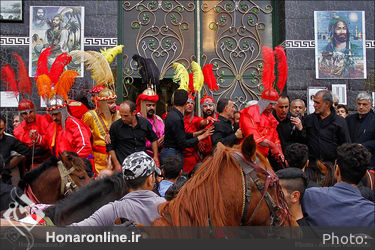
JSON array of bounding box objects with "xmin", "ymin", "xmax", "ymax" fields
[{"xmin": 0, "ymin": 0, "xmax": 22, "ymax": 22}]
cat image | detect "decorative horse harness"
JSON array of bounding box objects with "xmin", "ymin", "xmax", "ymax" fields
[
  {"xmin": 232, "ymin": 152, "xmax": 287, "ymax": 226},
  {"xmin": 57, "ymin": 160, "xmax": 79, "ymax": 197}
]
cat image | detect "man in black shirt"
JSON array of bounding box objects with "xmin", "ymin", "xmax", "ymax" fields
[
  {"xmin": 107, "ymin": 100, "xmax": 158, "ymax": 172},
  {"xmin": 212, "ymin": 98, "xmax": 243, "ymax": 147},
  {"xmin": 273, "ymin": 95, "xmax": 304, "ymax": 153},
  {"xmin": 162, "ymin": 89, "xmax": 213, "ymax": 165},
  {"xmin": 0, "ymin": 115, "xmax": 31, "ymax": 184}
]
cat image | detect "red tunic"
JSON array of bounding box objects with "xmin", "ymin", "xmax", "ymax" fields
[
  {"xmin": 183, "ymin": 114, "xmax": 203, "ymax": 173},
  {"xmin": 41, "ymin": 117, "xmax": 92, "ymax": 158},
  {"xmin": 239, "ymin": 105, "xmax": 281, "ymax": 157},
  {"xmin": 14, "ymin": 114, "xmax": 53, "ymax": 147}
]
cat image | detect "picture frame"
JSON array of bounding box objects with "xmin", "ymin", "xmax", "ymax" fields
[
  {"xmin": 314, "ymin": 11, "xmax": 366, "ymax": 79},
  {"xmin": 331, "ymin": 84, "xmax": 347, "ymax": 105},
  {"xmin": 307, "ymin": 86, "xmax": 328, "ymax": 115},
  {"xmin": 0, "ymin": 0, "xmax": 23, "ymax": 22}
]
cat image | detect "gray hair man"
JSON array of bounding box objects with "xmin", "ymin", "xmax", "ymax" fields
[{"xmin": 346, "ymin": 92, "xmax": 375, "ymax": 168}]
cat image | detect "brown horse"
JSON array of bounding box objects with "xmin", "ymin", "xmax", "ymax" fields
[
  {"xmin": 153, "ymin": 135, "xmax": 297, "ymax": 226},
  {"xmin": 19, "ymin": 152, "xmax": 91, "ymax": 204}
]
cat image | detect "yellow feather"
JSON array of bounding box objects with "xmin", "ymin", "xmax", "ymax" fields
[
  {"xmin": 191, "ymin": 61, "xmax": 204, "ymax": 92},
  {"xmin": 69, "ymin": 50, "xmax": 114, "ymax": 89},
  {"xmin": 100, "ymin": 45, "xmax": 124, "ymax": 64},
  {"xmin": 172, "ymin": 62, "xmax": 189, "ymax": 91}
]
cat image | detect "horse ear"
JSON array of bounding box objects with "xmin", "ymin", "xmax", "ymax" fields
[
  {"xmin": 60, "ymin": 152, "xmax": 72, "ymax": 169},
  {"xmin": 241, "ymin": 134, "xmax": 256, "ymax": 162}
]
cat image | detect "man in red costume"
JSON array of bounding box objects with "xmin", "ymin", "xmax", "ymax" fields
[
  {"xmin": 198, "ymin": 94, "xmax": 218, "ymax": 157},
  {"xmin": 136, "ymin": 87, "xmax": 165, "ymax": 157},
  {"xmin": 183, "ymin": 94, "xmax": 204, "ymax": 173},
  {"xmin": 13, "ymin": 99, "xmax": 53, "ymax": 166},
  {"xmin": 239, "ymin": 46, "xmax": 287, "ymax": 167},
  {"xmin": 39, "ymin": 97, "xmax": 92, "ymax": 158}
]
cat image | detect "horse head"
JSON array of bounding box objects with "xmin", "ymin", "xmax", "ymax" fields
[{"xmin": 59, "ymin": 151, "xmax": 91, "ymax": 189}]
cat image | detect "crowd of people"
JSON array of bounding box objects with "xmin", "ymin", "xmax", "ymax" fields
[{"xmin": 0, "ymin": 48, "xmax": 374, "ymax": 227}]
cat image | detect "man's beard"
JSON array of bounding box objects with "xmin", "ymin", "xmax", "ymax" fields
[
  {"xmin": 147, "ymin": 109, "xmax": 155, "ymax": 118},
  {"xmin": 203, "ymin": 110, "xmax": 213, "ymax": 118},
  {"xmin": 334, "ymin": 34, "xmax": 347, "ymax": 43}
]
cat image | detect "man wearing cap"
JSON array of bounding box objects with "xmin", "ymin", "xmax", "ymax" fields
[
  {"xmin": 198, "ymin": 94, "xmax": 218, "ymax": 157},
  {"xmin": 182, "ymin": 94, "xmax": 204, "ymax": 173},
  {"xmin": 82, "ymin": 87, "xmax": 120, "ymax": 173},
  {"xmin": 70, "ymin": 151, "xmax": 165, "ymax": 226},
  {"xmin": 38, "ymin": 97, "xmax": 92, "ymax": 159},
  {"xmin": 89, "ymin": 85, "xmax": 105, "ymax": 110},
  {"xmin": 136, "ymin": 88, "xmax": 165, "ymax": 157},
  {"xmin": 13, "ymin": 99, "xmax": 53, "ymax": 167},
  {"xmin": 240, "ymin": 88, "xmax": 284, "ymax": 163}
]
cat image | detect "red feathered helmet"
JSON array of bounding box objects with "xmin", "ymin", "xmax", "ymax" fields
[
  {"xmin": 200, "ymin": 94, "xmax": 215, "ymax": 107},
  {"xmin": 187, "ymin": 93, "xmax": 195, "ymax": 104},
  {"xmin": 18, "ymin": 99, "xmax": 35, "ymax": 112},
  {"xmin": 90, "ymin": 85, "xmax": 105, "ymax": 94},
  {"xmin": 136, "ymin": 88, "xmax": 159, "ymax": 115}
]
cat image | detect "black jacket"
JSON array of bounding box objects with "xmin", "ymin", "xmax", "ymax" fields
[
  {"xmin": 346, "ymin": 110, "xmax": 375, "ymax": 167},
  {"xmin": 272, "ymin": 111, "xmax": 306, "ymax": 153},
  {"xmin": 304, "ymin": 107, "xmax": 351, "ymax": 163},
  {"xmin": 212, "ymin": 115, "xmax": 237, "ymax": 147}
]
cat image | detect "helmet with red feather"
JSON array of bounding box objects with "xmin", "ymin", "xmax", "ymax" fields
[{"xmin": 258, "ymin": 46, "xmax": 287, "ymax": 114}]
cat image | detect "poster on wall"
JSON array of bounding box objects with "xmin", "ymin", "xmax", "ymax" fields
[
  {"xmin": 0, "ymin": 92, "xmax": 19, "ymax": 107},
  {"xmin": 314, "ymin": 11, "xmax": 366, "ymax": 79},
  {"xmin": 0, "ymin": 0, "xmax": 22, "ymax": 22},
  {"xmin": 29, "ymin": 6, "xmax": 84, "ymax": 77},
  {"xmin": 307, "ymin": 86, "xmax": 328, "ymax": 115},
  {"xmin": 331, "ymin": 84, "xmax": 347, "ymax": 105}
]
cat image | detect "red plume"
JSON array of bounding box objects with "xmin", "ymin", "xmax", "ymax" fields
[
  {"xmin": 188, "ymin": 72, "xmax": 195, "ymax": 93},
  {"xmin": 49, "ymin": 53, "xmax": 72, "ymax": 85},
  {"xmin": 202, "ymin": 64, "xmax": 218, "ymax": 91},
  {"xmin": 13, "ymin": 54, "xmax": 32, "ymax": 98},
  {"xmin": 36, "ymin": 47, "xmax": 53, "ymax": 78},
  {"xmin": 1, "ymin": 64, "xmax": 18, "ymax": 96},
  {"xmin": 274, "ymin": 46, "xmax": 287, "ymax": 94},
  {"xmin": 261, "ymin": 46, "xmax": 275, "ymax": 91}
]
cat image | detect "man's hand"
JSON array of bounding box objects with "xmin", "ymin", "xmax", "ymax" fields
[
  {"xmin": 105, "ymin": 134, "xmax": 111, "ymax": 144},
  {"xmin": 269, "ymin": 143, "xmax": 284, "ymax": 163},
  {"xmin": 290, "ymin": 116, "xmax": 303, "ymax": 131},
  {"xmin": 197, "ymin": 126, "xmax": 214, "ymax": 141},
  {"xmin": 29, "ymin": 129, "xmax": 41, "ymax": 143},
  {"xmin": 157, "ymin": 136, "xmax": 164, "ymax": 148},
  {"xmin": 235, "ymin": 128, "xmax": 243, "ymax": 139}
]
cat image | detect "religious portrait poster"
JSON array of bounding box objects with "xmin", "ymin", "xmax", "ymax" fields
[
  {"xmin": 29, "ymin": 6, "xmax": 84, "ymax": 77},
  {"xmin": 0, "ymin": 0, "xmax": 22, "ymax": 21},
  {"xmin": 314, "ymin": 11, "xmax": 366, "ymax": 79}
]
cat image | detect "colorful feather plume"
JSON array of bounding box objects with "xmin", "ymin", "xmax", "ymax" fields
[
  {"xmin": 1, "ymin": 64, "xmax": 18, "ymax": 96},
  {"xmin": 13, "ymin": 54, "xmax": 33, "ymax": 97},
  {"xmin": 54, "ymin": 70, "xmax": 79, "ymax": 100},
  {"xmin": 36, "ymin": 74, "xmax": 52, "ymax": 100},
  {"xmin": 274, "ymin": 46, "xmax": 287, "ymax": 94},
  {"xmin": 36, "ymin": 47, "xmax": 53, "ymax": 78},
  {"xmin": 261, "ymin": 46, "xmax": 275, "ymax": 91},
  {"xmin": 132, "ymin": 54, "xmax": 160, "ymax": 87},
  {"xmin": 49, "ymin": 53, "xmax": 72, "ymax": 85},
  {"xmin": 172, "ymin": 62, "xmax": 189, "ymax": 91},
  {"xmin": 100, "ymin": 45, "xmax": 124, "ymax": 64},
  {"xmin": 191, "ymin": 61, "xmax": 204, "ymax": 92},
  {"xmin": 202, "ymin": 64, "xmax": 218, "ymax": 91},
  {"xmin": 70, "ymin": 50, "xmax": 114, "ymax": 88}
]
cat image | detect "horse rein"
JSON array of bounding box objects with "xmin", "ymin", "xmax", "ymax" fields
[
  {"xmin": 233, "ymin": 152, "xmax": 286, "ymax": 226},
  {"xmin": 57, "ymin": 160, "xmax": 79, "ymax": 197}
]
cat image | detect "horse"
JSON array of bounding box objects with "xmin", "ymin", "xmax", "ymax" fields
[
  {"xmin": 44, "ymin": 172, "xmax": 127, "ymax": 226},
  {"xmin": 18, "ymin": 151, "xmax": 91, "ymax": 204},
  {"xmin": 152, "ymin": 135, "xmax": 297, "ymax": 226}
]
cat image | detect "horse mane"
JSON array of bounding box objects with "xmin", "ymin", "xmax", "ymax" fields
[
  {"xmin": 19, "ymin": 155, "xmax": 59, "ymax": 190},
  {"xmin": 157, "ymin": 143, "xmax": 242, "ymax": 226},
  {"xmin": 44, "ymin": 172, "xmax": 127, "ymax": 226}
]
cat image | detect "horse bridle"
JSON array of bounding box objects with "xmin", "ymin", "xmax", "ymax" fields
[
  {"xmin": 57, "ymin": 160, "xmax": 79, "ymax": 197},
  {"xmin": 232, "ymin": 152, "xmax": 287, "ymax": 226}
]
